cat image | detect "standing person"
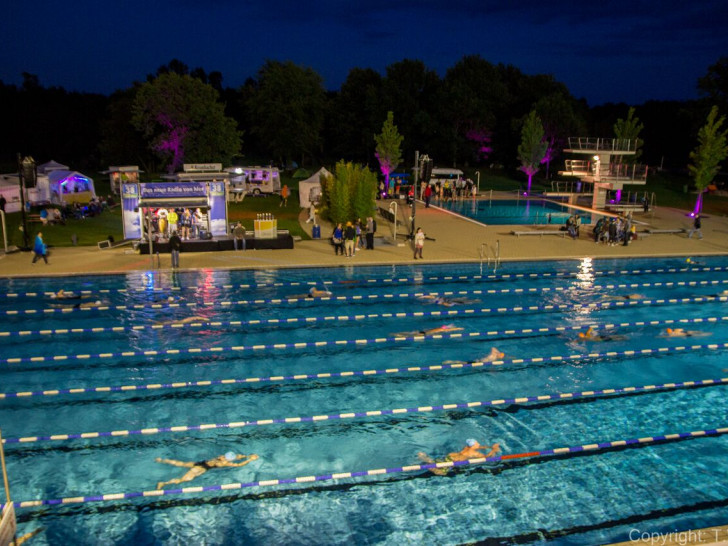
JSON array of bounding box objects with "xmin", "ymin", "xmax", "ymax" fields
[
  {"xmin": 157, "ymin": 209, "xmax": 168, "ymax": 239},
  {"xmin": 0, "ymin": 193, "xmax": 6, "ymax": 213},
  {"xmin": 31, "ymin": 231, "xmax": 48, "ymax": 264},
  {"xmin": 414, "ymin": 227, "xmax": 425, "ymax": 259},
  {"xmin": 332, "ymin": 223, "xmax": 344, "ymax": 256},
  {"xmin": 179, "ymin": 209, "xmax": 191, "ymax": 240},
  {"xmin": 688, "ymin": 214, "xmax": 703, "ymax": 239},
  {"xmin": 424, "ymin": 184, "xmax": 432, "ymax": 208},
  {"xmin": 169, "ymin": 230, "xmax": 182, "ymax": 268},
  {"xmin": 344, "ymin": 221, "xmax": 356, "ymax": 257},
  {"xmin": 355, "ymin": 218, "xmax": 363, "ymax": 252},
  {"xmin": 366, "ymin": 216, "xmax": 375, "ymax": 250},
  {"xmin": 167, "ymin": 209, "xmax": 179, "ymax": 235},
  {"xmin": 306, "ymin": 202, "xmax": 316, "ymax": 224},
  {"xmin": 279, "ymin": 184, "xmax": 289, "ymax": 207},
  {"xmin": 233, "ymin": 222, "xmax": 246, "ymax": 251}
]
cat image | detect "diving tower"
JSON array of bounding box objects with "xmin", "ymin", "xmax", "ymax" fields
[{"xmin": 559, "ymin": 137, "xmax": 648, "ymax": 210}]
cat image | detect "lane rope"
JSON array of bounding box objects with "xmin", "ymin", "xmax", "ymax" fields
[
  {"xmin": 3, "ymin": 265, "xmax": 726, "ymax": 299},
  {"xmin": 2, "ymin": 316, "xmax": 727, "ymax": 399},
  {"xmin": 4, "ymin": 374, "xmax": 728, "ymax": 445},
  {"xmin": 2, "ymin": 314, "xmax": 727, "ymax": 366},
  {"xmin": 3, "ymin": 281, "xmax": 727, "ymax": 317},
  {"xmin": 11, "ymin": 424, "xmax": 728, "ymax": 508}
]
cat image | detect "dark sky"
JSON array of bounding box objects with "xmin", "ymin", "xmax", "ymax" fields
[{"xmin": 3, "ymin": 0, "xmax": 727, "ymax": 106}]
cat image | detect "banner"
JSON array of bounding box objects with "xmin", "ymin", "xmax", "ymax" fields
[{"xmin": 121, "ymin": 183, "xmax": 141, "ymax": 239}]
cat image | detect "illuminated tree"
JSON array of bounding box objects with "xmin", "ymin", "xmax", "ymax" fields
[
  {"xmin": 374, "ymin": 111, "xmax": 403, "ymax": 192},
  {"xmin": 131, "ymin": 73, "xmax": 241, "ymax": 173},
  {"xmin": 517, "ymin": 110, "xmax": 548, "ymax": 194},
  {"xmin": 688, "ymin": 105, "xmax": 728, "ymax": 214}
]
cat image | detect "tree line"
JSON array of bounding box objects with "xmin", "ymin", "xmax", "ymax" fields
[{"xmin": 1, "ymin": 55, "xmax": 726, "ymax": 176}]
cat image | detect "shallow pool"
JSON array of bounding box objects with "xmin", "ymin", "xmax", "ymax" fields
[
  {"xmin": 1, "ymin": 257, "xmax": 728, "ymax": 545},
  {"xmin": 438, "ymin": 198, "xmax": 591, "ymax": 226}
]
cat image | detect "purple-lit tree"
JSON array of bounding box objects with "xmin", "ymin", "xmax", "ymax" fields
[
  {"xmin": 688, "ymin": 105, "xmax": 728, "ymax": 214},
  {"xmin": 465, "ymin": 126, "xmax": 493, "ymax": 163},
  {"xmin": 517, "ymin": 110, "xmax": 548, "ymax": 194},
  {"xmin": 132, "ymin": 73, "xmax": 241, "ymax": 173},
  {"xmin": 374, "ymin": 111, "xmax": 404, "ymax": 193}
]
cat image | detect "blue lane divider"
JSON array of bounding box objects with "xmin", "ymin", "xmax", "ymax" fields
[
  {"xmin": 2, "ymin": 316, "xmax": 727, "ymax": 399},
  {"xmin": 4, "ymin": 375, "xmax": 727, "ymax": 446},
  {"xmin": 2, "ymin": 299, "xmax": 726, "ymax": 339},
  {"xmin": 3, "ymin": 265, "xmax": 726, "ymax": 299},
  {"xmin": 4, "ymin": 280, "xmax": 728, "ymax": 317},
  {"xmin": 12, "ymin": 424, "xmax": 728, "ymax": 508},
  {"xmin": 2, "ymin": 312, "xmax": 727, "ymax": 366}
]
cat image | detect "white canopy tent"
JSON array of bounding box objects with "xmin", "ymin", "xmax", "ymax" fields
[
  {"xmin": 298, "ymin": 167, "xmax": 331, "ymax": 208},
  {"xmin": 48, "ymin": 170, "xmax": 96, "ymax": 205}
]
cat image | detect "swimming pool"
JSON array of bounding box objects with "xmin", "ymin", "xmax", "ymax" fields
[
  {"xmin": 437, "ymin": 197, "xmax": 591, "ymax": 226},
  {"xmin": 1, "ymin": 257, "xmax": 728, "ymax": 545}
]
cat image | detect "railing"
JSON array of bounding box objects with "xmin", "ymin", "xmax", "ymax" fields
[{"xmin": 567, "ymin": 137, "xmax": 636, "ymax": 152}]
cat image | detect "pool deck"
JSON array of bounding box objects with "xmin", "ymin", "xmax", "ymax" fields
[{"xmin": 1, "ymin": 194, "xmax": 727, "ymax": 277}]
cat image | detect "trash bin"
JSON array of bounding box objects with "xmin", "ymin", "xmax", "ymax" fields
[{"xmin": 312, "ymin": 224, "xmax": 321, "ymax": 239}]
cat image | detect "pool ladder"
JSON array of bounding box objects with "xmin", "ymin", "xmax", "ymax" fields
[{"xmin": 479, "ymin": 240, "xmax": 500, "ymax": 273}]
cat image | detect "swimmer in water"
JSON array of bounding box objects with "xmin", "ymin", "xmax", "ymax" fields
[
  {"xmin": 156, "ymin": 451, "xmax": 258, "ymax": 490},
  {"xmin": 393, "ymin": 324, "xmax": 464, "ymax": 337},
  {"xmin": 662, "ymin": 327, "xmax": 711, "ymax": 338},
  {"xmin": 418, "ymin": 439, "xmax": 501, "ymax": 476},
  {"xmin": 417, "ymin": 294, "xmax": 481, "ymax": 307},
  {"xmin": 686, "ymin": 257, "xmax": 704, "ymax": 266},
  {"xmin": 155, "ymin": 315, "xmax": 209, "ymax": 326},
  {"xmin": 602, "ymin": 294, "xmax": 644, "ymax": 301},
  {"xmin": 288, "ymin": 287, "xmax": 333, "ymax": 300},
  {"xmin": 443, "ymin": 347, "xmax": 504, "ymax": 366},
  {"xmin": 49, "ymin": 289, "xmax": 82, "ymax": 300},
  {"xmin": 577, "ymin": 327, "xmax": 627, "ymax": 342}
]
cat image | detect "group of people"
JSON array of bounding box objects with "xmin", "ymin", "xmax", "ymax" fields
[
  {"xmin": 150, "ymin": 208, "xmax": 207, "ymax": 242},
  {"xmin": 592, "ymin": 213, "xmax": 635, "ymax": 246},
  {"xmin": 331, "ymin": 217, "xmax": 376, "ymax": 256}
]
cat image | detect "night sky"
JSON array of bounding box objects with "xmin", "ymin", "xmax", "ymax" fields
[{"xmin": 3, "ymin": 0, "xmax": 727, "ymax": 106}]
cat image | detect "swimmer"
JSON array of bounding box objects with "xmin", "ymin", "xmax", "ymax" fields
[
  {"xmin": 443, "ymin": 347, "xmax": 504, "ymax": 366},
  {"xmin": 662, "ymin": 327, "xmax": 711, "ymax": 338},
  {"xmin": 577, "ymin": 327, "xmax": 627, "ymax": 342},
  {"xmin": 393, "ymin": 324, "xmax": 464, "ymax": 337},
  {"xmin": 602, "ymin": 294, "xmax": 644, "ymax": 301},
  {"xmin": 156, "ymin": 451, "xmax": 258, "ymax": 490},
  {"xmin": 74, "ymin": 300, "xmax": 106, "ymax": 310},
  {"xmin": 686, "ymin": 257, "xmax": 704, "ymax": 266},
  {"xmin": 417, "ymin": 294, "xmax": 481, "ymax": 307},
  {"xmin": 307, "ymin": 286, "xmax": 333, "ymax": 299},
  {"xmin": 418, "ymin": 439, "xmax": 501, "ymax": 476},
  {"xmin": 49, "ymin": 289, "xmax": 81, "ymax": 300},
  {"xmin": 155, "ymin": 315, "xmax": 209, "ymax": 326}
]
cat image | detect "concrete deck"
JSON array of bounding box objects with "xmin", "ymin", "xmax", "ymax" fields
[{"xmin": 1, "ymin": 195, "xmax": 726, "ymax": 277}]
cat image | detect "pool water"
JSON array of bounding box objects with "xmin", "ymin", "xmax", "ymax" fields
[
  {"xmin": 438, "ymin": 198, "xmax": 591, "ymax": 225},
  {"xmin": 1, "ymin": 257, "xmax": 728, "ymax": 545}
]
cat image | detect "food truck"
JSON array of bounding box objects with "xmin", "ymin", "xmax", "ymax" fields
[{"xmin": 226, "ymin": 166, "xmax": 281, "ymax": 195}]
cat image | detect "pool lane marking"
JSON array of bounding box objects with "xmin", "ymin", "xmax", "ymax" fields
[
  {"xmin": 2, "ymin": 317, "xmax": 727, "ymax": 399},
  {"xmin": 4, "ymin": 376, "xmax": 728, "ymax": 445},
  {"xmin": 11, "ymin": 424, "xmax": 728, "ymax": 508},
  {"xmin": 3, "ymin": 280, "xmax": 728, "ymax": 317},
  {"xmin": 2, "ymin": 314, "xmax": 727, "ymax": 367},
  {"xmin": 2, "ymin": 294, "xmax": 727, "ymax": 337},
  {"xmin": 3, "ymin": 265, "xmax": 727, "ymax": 299}
]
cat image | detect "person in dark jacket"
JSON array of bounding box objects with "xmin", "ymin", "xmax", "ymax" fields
[{"xmin": 169, "ymin": 230, "xmax": 182, "ymax": 268}]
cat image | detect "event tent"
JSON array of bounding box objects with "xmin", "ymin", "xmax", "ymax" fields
[
  {"xmin": 47, "ymin": 170, "xmax": 96, "ymax": 205},
  {"xmin": 298, "ymin": 167, "xmax": 331, "ymax": 208}
]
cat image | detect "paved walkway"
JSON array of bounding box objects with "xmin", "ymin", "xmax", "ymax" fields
[{"xmin": 1, "ymin": 196, "xmax": 726, "ymax": 277}]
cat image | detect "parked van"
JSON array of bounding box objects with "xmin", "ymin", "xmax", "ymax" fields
[{"xmin": 226, "ymin": 166, "xmax": 282, "ymax": 195}]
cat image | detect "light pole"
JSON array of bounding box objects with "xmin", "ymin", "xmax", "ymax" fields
[
  {"xmin": 476, "ymin": 171, "xmax": 480, "ymax": 194},
  {"xmin": 17, "ymin": 154, "xmax": 33, "ymax": 250}
]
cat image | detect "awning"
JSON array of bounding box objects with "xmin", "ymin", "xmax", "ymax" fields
[{"xmin": 138, "ymin": 197, "xmax": 209, "ymax": 208}]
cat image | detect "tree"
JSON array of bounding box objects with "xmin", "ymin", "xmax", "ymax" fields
[
  {"xmin": 247, "ymin": 60, "xmax": 326, "ymax": 166},
  {"xmin": 320, "ymin": 161, "xmax": 377, "ymax": 224},
  {"xmin": 517, "ymin": 110, "xmax": 548, "ymax": 194},
  {"xmin": 374, "ymin": 111, "xmax": 403, "ymax": 193},
  {"xmin": 131, "ymin": 73, "xmax": 241, "ymax": 172},
  {"xmin": 698, "ymin": 57, "xmax": 728, "ymax": 113},
  {"xmin": 688, "ymin": 105, "xmax": 728, "ymax": 214},
  {"xmin": 613, "ymin": 107, "xmax": 644, "ymax": 164},
  {"xmin": 534, "ymin": 91, "xmax": 586, "ymax": 178}
]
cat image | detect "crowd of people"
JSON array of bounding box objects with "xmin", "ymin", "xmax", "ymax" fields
[
  {"xmin": 331, "ymin": 217, "xmax": 376, "ymax": 257},
  {"xmin": 147, "ymin": 207, "xmax": 208, "ymax": 242},
  {"xmin": 592, "ymin": 213, "xmax": 636, "ymax": 246}
]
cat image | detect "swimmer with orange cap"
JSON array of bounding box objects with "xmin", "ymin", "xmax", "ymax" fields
[
  {"xmin": 418, "ymin": 439, "xmax": 502, "ymax": 475},
  {"xmin": 663, "ymin": 327, "xmax": 710, "ymax": 338},
  {"xmin": 577, "ymin": 327, "xmax": 627, "ymax": 342}
]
